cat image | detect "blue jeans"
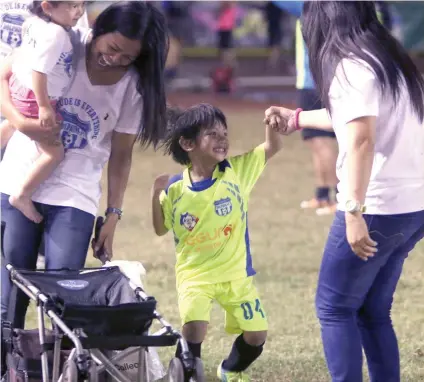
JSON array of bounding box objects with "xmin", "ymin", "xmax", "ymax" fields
[
  {"xmin": 316, "ymin": 210, "xmax": 424, "ymax": 382},
  {"xmin": 1, "ymin": 193, "xmax": 95, "ymax": 329}
]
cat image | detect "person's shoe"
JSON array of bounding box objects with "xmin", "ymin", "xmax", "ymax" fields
[
  {"xmin": 217, "ymin": 361, "xmax": 250, "ymax": 382},
  {"xmin": 316, "ymin": 202, "xmax": 337, "ymax": 216},
  {"xmin": 300, "ymin": 197, "xmax": 324, "ymax": 209}
]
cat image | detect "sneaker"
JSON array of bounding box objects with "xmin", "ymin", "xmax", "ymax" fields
[
  {"xmin": 316, "ymin": 203, "xmax": 337, "ymax": 216},
  {"xmin": 217, "ymin": 361, "xmax": 250, "ymax": 382},
  {"xmin": 300, "ymin": 198, "xmax": 328, "ymax": 209}
]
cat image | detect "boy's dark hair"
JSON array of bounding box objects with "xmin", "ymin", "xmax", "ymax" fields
[
  {"xmin": 29, "ymin": 1, "xmax": 60, "ymax": 22},
  {"xmin": 164, "ymin": 103, "xmax": 227, "ymax": 165}
]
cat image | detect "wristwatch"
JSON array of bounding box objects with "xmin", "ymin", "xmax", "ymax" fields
[
  {"xmin": 345, "ymin": 200, "xmax": 366, "ymax": 214},
  {"xmin": 105, "ymin": 207, "xmax": 123, "ymax": 220}
]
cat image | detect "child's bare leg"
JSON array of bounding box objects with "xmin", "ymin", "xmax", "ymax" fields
[
  {"xmin": 0, "ymin": 119, "xmax": 16, "ymax": 149},
  {"xmin": 176, "ymin": 321, "xmax": 208, "ymax": 361},
  {"xmin": 9, "ymin": 142, "xmax": 65, "ymax": 223}
]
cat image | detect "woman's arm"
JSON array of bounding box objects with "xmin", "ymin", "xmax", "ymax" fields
[
  {"xmin": 107, "ymin": 131, "xmax": 137, "ymax": 217},
  {"xmin": 151, "ymin": 175, "xmax": 170, "ymax": 236},
  {"xmin": 345, "ymin": 116, "xmax": 376, "ymax": 206},
  {"xmin": 264, "ymin": 106, "xmax": 333, "ymax": 134},
  {"xmin": 298, "ymin": 108, "xmax": 333, "ymax": 131},
  {"xmin": 93, "ymin": 131, "xmax": 137, "ymax": 259},
  {"xmin": 263, "ymin": 123, "xmax": 284, "ymax": 161}
]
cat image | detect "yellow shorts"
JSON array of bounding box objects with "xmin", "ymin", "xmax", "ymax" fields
[{"xmin": 177, "ymin": 277, "xmax": 268, "ymax": 334}]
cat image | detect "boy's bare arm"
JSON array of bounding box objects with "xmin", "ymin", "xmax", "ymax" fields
[
  {"xmin": 151, "ymin": 175, "xmax": 170, "ymax": 236},
  {"xmin": 263, "ymin": 123, "xmax": 284, "ymax": 162}
]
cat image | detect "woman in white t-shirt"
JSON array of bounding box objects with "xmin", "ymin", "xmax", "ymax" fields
[
  {"xmin": 0, "ymin": 1, "xmax": 86, "ymax": 224},
  {"xmin": 0, "ymin": 1, "xmax": 169, "ymax": 329},
  {"xmin": 265, "ymin": 2, "xmax": 424, "ymax": 382}
]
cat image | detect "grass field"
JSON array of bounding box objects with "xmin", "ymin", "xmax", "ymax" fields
[{"xmin": 25, "ymin": 96, "xmax": 424, "ymax": 382}]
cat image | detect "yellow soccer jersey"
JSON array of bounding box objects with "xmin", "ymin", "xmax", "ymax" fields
[{"xmin": 160, "ymin": 144, "xmax": 266, "ymax": 287}]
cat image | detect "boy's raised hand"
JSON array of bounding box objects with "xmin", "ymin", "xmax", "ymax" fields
[{"xmin": 152, "ymin": 174, "xmax": 171, "ymax": 194}]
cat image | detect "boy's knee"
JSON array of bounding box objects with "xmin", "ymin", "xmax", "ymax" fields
[
  {"xmin": 243, "ymin": 330, "xmax": 267, "ymax": 346},
  {"xmin": 182, "ymin": 320, "xmax": 208, "ymax": 343}
]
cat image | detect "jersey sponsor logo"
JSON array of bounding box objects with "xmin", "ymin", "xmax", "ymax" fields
[
  {"xmin": 180, "ymin": 212, "xmax": 199, "ymax": 231},
  {"xmin": 214, "ymin": 197, "xmax": 232, "ymax": 216},
  {"xmin": 57, "ymin": 97, "xmax": 101, "ymax": 150},
  {"xmin": 183, "ymin": 224, "xmax": 234, "ymax": 250},
  {"xmin": 0, "ymin": 13, "xmax": 25, "ymax": 48}
]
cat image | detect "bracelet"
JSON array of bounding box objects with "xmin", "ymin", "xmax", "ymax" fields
[
  {"xmin": 105, "ymin": 207, "xmax": 123, "ymax": 220},
  {"xmin": 294, "ymin": 108, "xmax": 303, "ymax": 131}
]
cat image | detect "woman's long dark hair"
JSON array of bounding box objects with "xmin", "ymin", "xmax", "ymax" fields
[
  {"xmin": 92, "ymin": 1, "xmax": 169, "ymax": 148},
  {"xmin": 301, "ymin": 1, "xmax": 424, "ymax": 121}
]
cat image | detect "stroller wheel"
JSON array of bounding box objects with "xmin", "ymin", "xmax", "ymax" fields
[
  {"xmin": 62, "ymin": 360, "xmax": 78, "ymax": 382},
  {"xmin": 190, "ymin": 358, "xmax": 205, "ymax": 382},
  {"xmin": 167, "ymin": 357, "xmax": 184, "ymax": 382}
]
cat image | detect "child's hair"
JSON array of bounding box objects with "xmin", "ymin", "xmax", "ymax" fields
[
  {"xmin": 164, "ymin": 103, "xmax": 227, "ymax": 165},
  {"xmin": 29, "ymin": 1, "xmax": 60, "ymax": 21}
]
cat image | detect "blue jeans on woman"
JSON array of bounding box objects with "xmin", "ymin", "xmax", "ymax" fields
[
  {"xmin": 316, "ymin": 210, "xmax": 424, "ymax": 382},
  {"xmin": 1, "ymin": 193, "xmax": 95, "ymax": 329}
]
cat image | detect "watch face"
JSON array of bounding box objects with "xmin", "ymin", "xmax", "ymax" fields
[{"xmin": 345, "ymin": 200, "xmax": 357, "ymax": 212}]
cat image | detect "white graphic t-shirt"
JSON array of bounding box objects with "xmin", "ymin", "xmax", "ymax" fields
[
  {"xmin": 0, "ymin": 29, "xmax": 142, "ymax": 215},
  {"xmin": 0, "ymin": 0, "xmax": 32, "ymax": 60},
  {"xmin": 12, "ymin": 17, "xmax": 73, "ymax": 98}
]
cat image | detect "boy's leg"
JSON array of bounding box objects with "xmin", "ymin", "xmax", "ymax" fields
[
  {"xmin": 175, "ymin": 284, "xmax": 214, "ymax": 360},
  {"xmin": 9, "ymin": 142, "xmax": 65, "ymax": 223},
  {"xmin": 218, "ymin": 278, "xmax": 268, "ymax": 377},
  {"xmin": 0, "ymin": 119, "xmax": 15, "ymax": 150}
]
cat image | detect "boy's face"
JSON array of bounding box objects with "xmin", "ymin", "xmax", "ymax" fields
[{"xmin": 193, "ymin": 123, "xmax": 229, "ymax": 164}]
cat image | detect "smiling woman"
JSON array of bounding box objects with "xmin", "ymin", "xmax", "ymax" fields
[{"xmin": 0, "ymin": 1, "xmax": 169, "ymax": 331}]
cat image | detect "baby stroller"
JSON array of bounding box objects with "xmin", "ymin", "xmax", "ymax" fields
[{"xmin": 1, "ymin": 219, "xmax": 205, "ymax": 382}]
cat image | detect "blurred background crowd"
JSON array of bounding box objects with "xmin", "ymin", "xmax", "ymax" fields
[{"xmin": 83, "ymin": 1, "xmax": 424, "ymax": 94}]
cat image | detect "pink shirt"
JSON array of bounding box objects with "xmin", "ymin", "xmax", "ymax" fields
[{"xmin": 218, "ymin": 6, "xmax": 236, "ymax": 31}]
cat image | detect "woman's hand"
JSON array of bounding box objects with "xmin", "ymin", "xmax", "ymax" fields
[
  {"xmin": 264, "ymin": 106, "xmax": 297, "ymax": 135},
  {"xmin": 345, "ymin": 213, "xmax": 378, "ymax": 261},
  {"xmin": 92, "ymin": 214, "xmax": 119, "ymax": 262}
]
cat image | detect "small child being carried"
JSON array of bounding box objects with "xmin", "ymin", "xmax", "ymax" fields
[{"xmin": 0, "ymin": 1, "xmax": 85, "ymax": 222}]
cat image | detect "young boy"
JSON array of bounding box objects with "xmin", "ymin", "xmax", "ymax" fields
[{"xmin": 151, "ymin": 103, "xmax": 283, "ymax": 381}]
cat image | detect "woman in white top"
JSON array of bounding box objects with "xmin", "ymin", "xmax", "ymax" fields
[
  {"xmin": 265, "ymin": 2, "xmax": 424, "ymax": 382},
  {"xmin": 0, "ymin": 1, "xmax": 169, "ymax": 330}
]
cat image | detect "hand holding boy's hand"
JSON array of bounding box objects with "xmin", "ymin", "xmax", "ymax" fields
[
  {"xmin": 152, "ymin": 174, "xmax": 171, "ymax": 195},
  {"xmin": 39, "ymin": 105, "xmax": 56, "ymax": 128}
]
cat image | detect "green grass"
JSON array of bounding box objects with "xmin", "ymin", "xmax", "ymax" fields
[{"xmin": 25, "ymin": 108, "xmax": 424, "ymax": 381}]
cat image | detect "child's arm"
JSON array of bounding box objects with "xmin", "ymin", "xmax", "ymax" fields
[
  {"xmin": 151, "ymin": 174, "xmax": 171, "ymax": 236},
  {"xmin": 263, "ymin": 121, "xmax": 284, "ymax": 162},
  {"xmin": 32, "ymin": 70, "xmax": 56, "ymax": 127}
]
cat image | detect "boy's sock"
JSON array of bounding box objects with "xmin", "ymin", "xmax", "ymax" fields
[
  {"xmin": 222, "ymin": 334, "xmax": 264, "ymax": 372},
  {"xmin": 175, "ymin": 340, "xmax": 202, "ymax": 359},
  {"xmin": 315, "ymin": 186, "xmax": 330, "ymax": 201}
]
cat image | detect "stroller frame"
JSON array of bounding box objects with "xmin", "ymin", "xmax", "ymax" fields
[{"xmin": 4, "ymin": 263, "xmax": 194, "ymax": 382}]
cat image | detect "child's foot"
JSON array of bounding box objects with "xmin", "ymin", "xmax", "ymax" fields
[
  {"xmin": 9, "ymin": 194, "xmax": 42, "ymax": 223},
  {"xmin": 217, "ymin": 361, "xmax": 250, "ymax": 382}
]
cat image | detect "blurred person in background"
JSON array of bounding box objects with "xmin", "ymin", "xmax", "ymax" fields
[
  {"xmin": 162, "ymin": 1, "xmax": 190, "ymax": 83},
  {"xmin": 274, "ymin": 0, "xmax": 339, "ymax": 215},
  {"xmin": 264, "ymin": 1, "xmax": 285, "ymax": 71},
  {"xmin": 265, "ymin": 2, "xmax": 424, "ymax": 381},
  {"xmin": 211, "ymin": 1, "xmax": 237, "ymax": 94}
]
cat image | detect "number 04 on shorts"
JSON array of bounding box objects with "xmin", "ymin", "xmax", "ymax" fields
[{"xmin": 178, "ymin": 277, "xmax": 268, "ymax": 334}]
